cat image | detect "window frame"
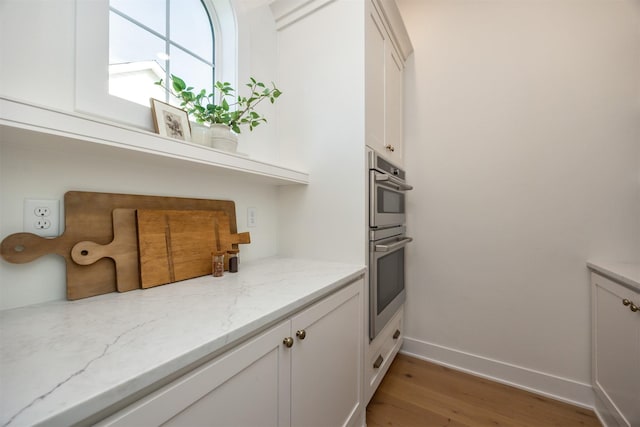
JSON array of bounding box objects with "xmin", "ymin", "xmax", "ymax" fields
[{"xmin": 75, "ymin": 0, "xmax": 237, "ymax": 131}]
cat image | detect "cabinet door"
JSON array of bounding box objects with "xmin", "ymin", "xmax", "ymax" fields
[
  {"xmin": 290, "ymin": 280, "xmax": 363, "ymax": 427},
  {"xmin": 98, "ymin": 321, "xmax": 291, "ymax": 427},
  {"xmin": 384, "ymin": 44, "xmax": 403, "ymax": 163},
  {"xmin": 366, "ymin": 0, "xmax": 404, "ymax": 165},
  {"xmin": 592, "ymin": 274, "xmax": 640, "ymax": 427},
  {"xmin": 365, "ymin": 2, "xmax": 386, "ymax": 154}
]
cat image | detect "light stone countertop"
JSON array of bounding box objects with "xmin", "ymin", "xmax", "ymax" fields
[
  {"xmin": 587, "ymin": 260, "xmax": 640, "ymax": 292},
  {"xmin": 0, "ymin": 257, "xmax": 366, "ymax": 427}
]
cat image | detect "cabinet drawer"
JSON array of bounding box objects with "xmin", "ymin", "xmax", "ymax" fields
[{"xmin": 366, "ymin": 306, "xmax": 403, "ymax": 403}]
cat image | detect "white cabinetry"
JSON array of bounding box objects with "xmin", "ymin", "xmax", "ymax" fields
[
  {"xmin": 365, "ymin": 0, "xmax": 410, "ymax": 165},
  {"xmin": 366, "ymin": 305, "xmax": 403, "ymax": 403},
  {"xmin": 98, "ymin": 279, "xmax": 363, "ymax": 427},
  {"xmin": 290, "ymin": 280, "xmax": 363, "ymax": 426},
  {"xmin": 591, "ymin": 272, "xmax": 640, "ymax": 427}
]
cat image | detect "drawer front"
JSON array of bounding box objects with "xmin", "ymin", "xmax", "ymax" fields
[{"xmin": 366, "ymin": 306, "xmax": 403, "ymax": 403}]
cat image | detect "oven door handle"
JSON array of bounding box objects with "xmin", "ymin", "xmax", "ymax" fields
[
  {"xmin": 374, "ymin": 173, "xmax": 413, "ymax": 191},
  {"xmin": 374, "ymin": 237, "xmax": 413, "ymax": 252}
]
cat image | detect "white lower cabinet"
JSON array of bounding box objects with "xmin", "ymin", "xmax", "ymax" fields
[
  {"xmin": 97, "ymin": 279, "xmax": 363, "ymax": 427},
  {"xmin": 365, "ymin": 305, "xmax": 403, "ymax": 404},
  {"xmin": 591, "ymin": 272, "xmax": 640, "ymax": 427},
  {"xmin": 290, "ymin": 281, "xmax": 363, "ymax": 427}
]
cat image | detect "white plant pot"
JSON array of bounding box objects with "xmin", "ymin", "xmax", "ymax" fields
[
  {"xmin": 190, "ymin": 122, "xmax": 211, "ymax": 147},
  {"xmin": 209, "ymin": 124, "xmax": 238, "ymax": 153}
]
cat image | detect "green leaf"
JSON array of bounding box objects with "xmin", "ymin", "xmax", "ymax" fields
[{"xmin": 171, "ymin": 75, "xmax": 186, "ymax": 91}]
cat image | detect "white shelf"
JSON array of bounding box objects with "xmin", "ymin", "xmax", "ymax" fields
[{"xmin": 0, "ymin": 96, "xmax": 309, "ymax": 186}]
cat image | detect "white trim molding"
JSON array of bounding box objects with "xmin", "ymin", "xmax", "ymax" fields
[
  {"xmin": 269, "ymin": 0, "xmax": 336, "ymax": 30},
  {"xmin": 372, "ymin": 0, "xmax": 413, "ymax": 61},
  {"xmin": 401, "ymin": 336, "xmax": 596, "ymax": 410}
]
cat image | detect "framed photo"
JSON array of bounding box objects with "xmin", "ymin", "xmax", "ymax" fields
[{"xmin": 150, "ymin": 99, "xmax": 191, "ymax": 141}]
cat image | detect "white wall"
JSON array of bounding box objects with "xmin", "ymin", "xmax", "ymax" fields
[
  {"xmin": 0, "ymin": 0, "xmax": 76, "ymax": 111},
  {"xmin": 275, "ymin": 0, "xmax": 368, "ymax": 265},
  {"xmin": 398, "ymin": 0, "xmax": 640, "ymax": 405},
  {"xmin": 0, "ymin": 0, "xmax": 285, "ymax": 310}
]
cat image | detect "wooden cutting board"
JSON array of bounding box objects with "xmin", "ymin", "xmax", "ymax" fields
[
  {"xmin": 70, "ymin": 209, "xmax": 139, "ymax": 292},
  {"xmin": 0, "ymin": 191, "xmax": 239, "ymax": 300},
  {"xmin": 137, "ymin": 210, "xmax": 250, "ymax": 288}
]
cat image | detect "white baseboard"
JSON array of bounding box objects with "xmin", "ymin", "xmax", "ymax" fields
[{"xmin": 401, "ymin": 336, "xmax": 596, "ymax": 410}]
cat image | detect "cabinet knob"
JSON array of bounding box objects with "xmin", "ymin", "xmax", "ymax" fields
[
  {"xmin": 283, "ymin": 337, "xmax": 294, "ymax": 348},
  {"xmin": 623, "ymin": 299, "xmax": 631, "ymax": 306},
  {"xmin": 631, "ymin": 303, "xmax": 638, "ymax": 313},
  {"xmin": 385, "ymin": 144, "xmax": 395, "ymax": 152},
  {"xmin": 393, "ymin": 329, "xmax": 401, "ymax": 340},
  {"xmin": 296, "ymin": 329, "xmax": 306, "ymax": 340},
  {"xmin": 373, "ymin": 354, "xmax": 384, "ymax": 369}
]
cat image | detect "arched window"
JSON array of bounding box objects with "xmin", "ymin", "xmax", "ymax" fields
[
  {"xmin": 108, "ymin": 0, "xmax": 215, "ymax": 107},
  {"xmin": 74, "ymin": 0, "xmax": 237, "ymax": 130}
]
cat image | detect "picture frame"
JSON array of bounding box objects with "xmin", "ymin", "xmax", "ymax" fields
[{"xmin": 150, "ymin": 98, "xmax": 192, "ymax": 142}]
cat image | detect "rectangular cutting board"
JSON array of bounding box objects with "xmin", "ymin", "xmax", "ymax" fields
[
  {"xmin": 137, "ymin": 210, "xmax": 251, "ymax": 288},
  {"xmin": 138, "ymin": 210, "xmax": 221, "ymax": 288},
  {"xmin": 1, "ymin": 191, "xmax": 239, "ymax": 300}
]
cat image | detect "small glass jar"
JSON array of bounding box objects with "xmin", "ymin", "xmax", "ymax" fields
[
  {"xmin": 212, "ymin": 251, "xmax": 225, "ymax": 277},
  {"xmin": 227, "ymin": 250, "xmax": 239, "ymax": 273}
]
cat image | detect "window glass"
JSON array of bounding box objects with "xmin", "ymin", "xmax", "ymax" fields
[
  {"xmin": 110, "ymin": 0, "xmax": 166, "ymax": 36},
  {"xmin": 109, "ymin": 12, "xmax": 166, "ymax": 66},
  {"xmin": 109, "ymin": 12, "xmax": 167, "ymax": 106},
  {"xmin": 170, "ymin": 0, "xmax": 213, "ymax": 62},
  {"xmin": 170, "ymin": 46, "xmax": 213, "ymax": 95},
  {"xmin": 108, "ymin": 0, "xmax": 214, "ymax": 107}
]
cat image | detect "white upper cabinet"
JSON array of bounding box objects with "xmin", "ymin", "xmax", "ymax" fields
[
  {"xmin": 365, "ymin": 5, "xmax": 387, "ymax": 155},
  {"xmin": 271, "ymin": 0, "xmax": 413, "ymax": 169},
  {"xmin": 384, "ymin": 41, "xmax": 404, "ymax": 161},
  {"xmin": 365, "ymin": 0, "xmax": 413, "ymax": 166}
]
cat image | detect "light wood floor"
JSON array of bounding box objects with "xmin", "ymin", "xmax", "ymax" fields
[{"xmin": 366, "ymin": 354, "xmax": 601, "ymax": 427}]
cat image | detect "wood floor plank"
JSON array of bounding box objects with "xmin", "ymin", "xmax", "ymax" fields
[
  {"xmin": 366, "ymin": 390, "xmax": 467, "ymax": 427},
  {"xmin": 367, "ymin": 354, "xmax": 601, "ymax": 427}
]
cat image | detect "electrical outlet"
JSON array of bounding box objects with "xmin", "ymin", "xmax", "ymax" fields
[
  {"xmin": 34, "ymin": 218, "xmax": 51, "ymax": 230},
  {"xmin": 247, "ymin": 207, "xmax": 257, "ymax": 228},
  {"xmin": 24, "ymin": 199, "xmax": 60, "ymax": 237}
]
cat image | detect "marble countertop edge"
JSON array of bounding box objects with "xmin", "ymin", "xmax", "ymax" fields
[{"xmin": 587, "ymin": 260, "xmax": 640, "ymax": 292}]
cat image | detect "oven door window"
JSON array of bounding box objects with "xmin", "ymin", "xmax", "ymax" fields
[
  {"xmin": 376, "ymin": 248, "xmax": 405, "ymax": 315},
  {"xmin": 377, "ymin": 186, "xmax": 405, "ymax": 214}
]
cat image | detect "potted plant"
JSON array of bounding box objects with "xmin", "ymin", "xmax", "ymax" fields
[{"xmin": 156, "ymin": 75, "xmax": 282, "ymax": 152}]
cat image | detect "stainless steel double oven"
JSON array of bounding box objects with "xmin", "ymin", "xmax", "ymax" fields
[{"xmin": 368, "ymin": 150, "xmax": 413, "ymax": 340}]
